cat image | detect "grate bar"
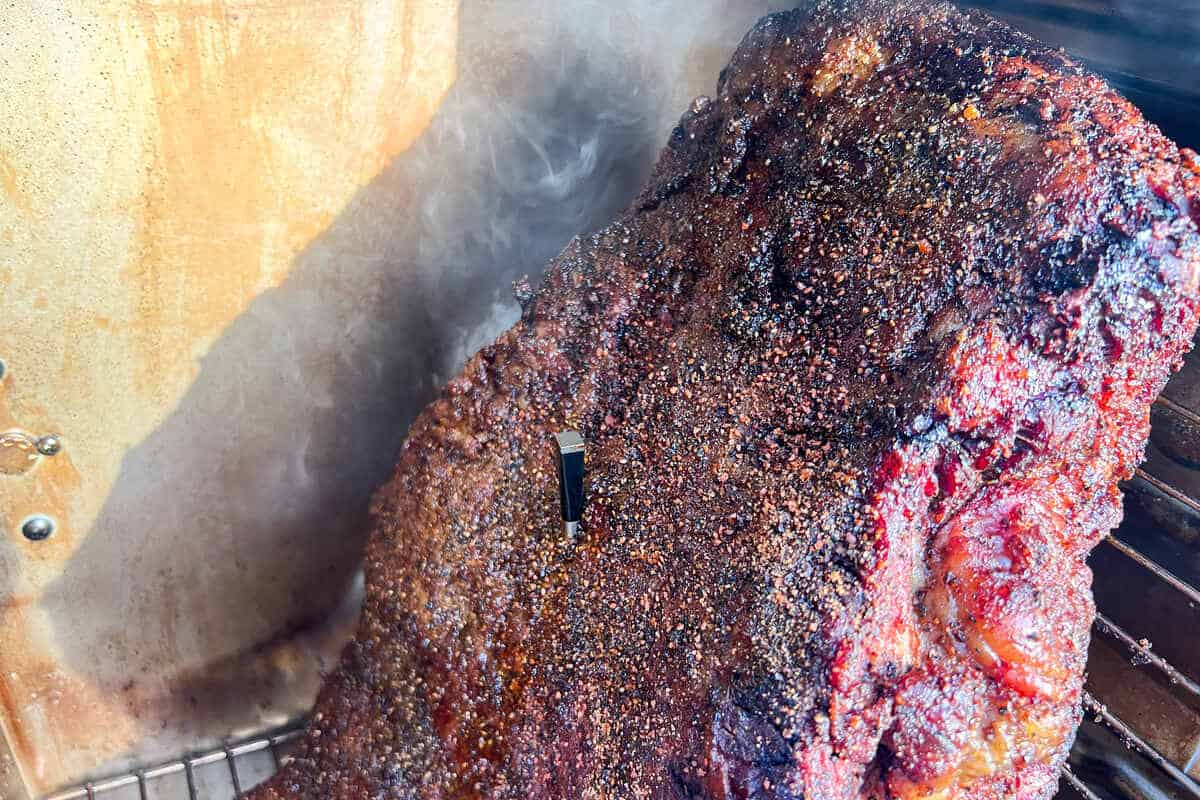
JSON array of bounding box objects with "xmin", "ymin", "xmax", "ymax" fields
[
  {"xmin": 1102, "ymin": 530, "xmax": 1200, "ymax": 607},
  {"xmin": 1061, "ymin": 764, "xmax": 1105, "ymax": 800},
  {"xmin": 224, "ymin": 746, "xmax": 243, "ymax": 798},
  {"xmin": 183, "ymin": 758, "xmax": 198, "ymax": 799},
  {"xmin": 1133, "ymin": 468, "xmax": 1200, "ymax": 519},
  {"xmin": 1082, "ymin": 691, "xmax": 1200, "ymax": 797},
  {"xmin": 1154, "ymin": 395, "xmax": 1200, "ymax": 428},
  {"xmin": 1093, "ymin": 611, "xmax": 1200, "ymax": 702},
  {"xmin": 44, "ymin": 723, "xmax": 305, "ymax": 800}
]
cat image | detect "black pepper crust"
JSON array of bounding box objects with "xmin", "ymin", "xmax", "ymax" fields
[{"xmin": 250, "ymin": 2, "xmax": 1200, "ymax": 798}]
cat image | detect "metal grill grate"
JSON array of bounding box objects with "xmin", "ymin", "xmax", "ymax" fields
[{"xmin": 43, "ymin": 726, "xmax": 305, "ymax": 800}]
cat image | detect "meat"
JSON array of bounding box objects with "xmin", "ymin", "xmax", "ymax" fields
[{"xmin": 248, "ymin": 2, "xmax": 1200, "ymax": 798}]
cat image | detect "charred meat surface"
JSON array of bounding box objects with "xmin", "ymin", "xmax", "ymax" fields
[{"xmin": 250, "ymin": 2, "xmax": 1200, "ymax": 798}]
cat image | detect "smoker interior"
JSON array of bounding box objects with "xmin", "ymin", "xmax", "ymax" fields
[{"xmin": 30, "ymin": 1, "xmax": 1200, "ymax": 798}]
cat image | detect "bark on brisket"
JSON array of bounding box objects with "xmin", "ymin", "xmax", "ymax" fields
[{"xmin": 250, "ymin": 1, "xmax": 1200, "ymax": 798}]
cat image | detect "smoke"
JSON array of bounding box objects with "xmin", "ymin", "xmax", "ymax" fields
[{"xmin": 410, "ymin": 0, "xmax": 791, "ymax": 382}]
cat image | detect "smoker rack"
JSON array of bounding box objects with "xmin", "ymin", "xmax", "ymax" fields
[
  {"xmin": 30, "ymin": 0, "xmax": 1200, "ymax": 798},
  {"xmin": 42, "ymin": 726, "xmax": 305, "ymax": 800}
]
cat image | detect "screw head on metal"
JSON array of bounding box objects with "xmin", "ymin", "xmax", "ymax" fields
[
  {"xmin": 36, "ymin": 434, "xmax": 62, "ymax": 456},
  {"xmin": 21, "ymin": 515, "xmax": 55, "ymax": 541}
]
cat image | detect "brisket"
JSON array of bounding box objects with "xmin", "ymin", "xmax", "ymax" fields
[{"xmin": 250, "ymin": 2, "xmax": 1200, "ymax": 798}]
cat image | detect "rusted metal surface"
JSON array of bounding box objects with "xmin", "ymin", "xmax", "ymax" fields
[{"xmin": 0, "ymin": 0, "xmax": 457, "ymax": 793}]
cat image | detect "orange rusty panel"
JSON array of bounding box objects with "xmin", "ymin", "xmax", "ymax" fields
[{"xmin": 0, "ymin": 0, "xmax": 456, "ymax": 794}]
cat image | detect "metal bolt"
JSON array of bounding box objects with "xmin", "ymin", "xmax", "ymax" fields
[
  {"xmin": 36, "ymin": 434, "xmax": 62, "ymax": 456},
  {"xmin": 21, "ymin": 515, "xmax": 55, "ymax": 541},
  {"xmin": 0, "ymin": 359, "xmax": 6, "ymax": 381}
]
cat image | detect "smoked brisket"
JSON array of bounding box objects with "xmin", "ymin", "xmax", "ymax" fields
[{"xmin": 251, "ymin": 2, "xmax": 1200, "ymax": 797}]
